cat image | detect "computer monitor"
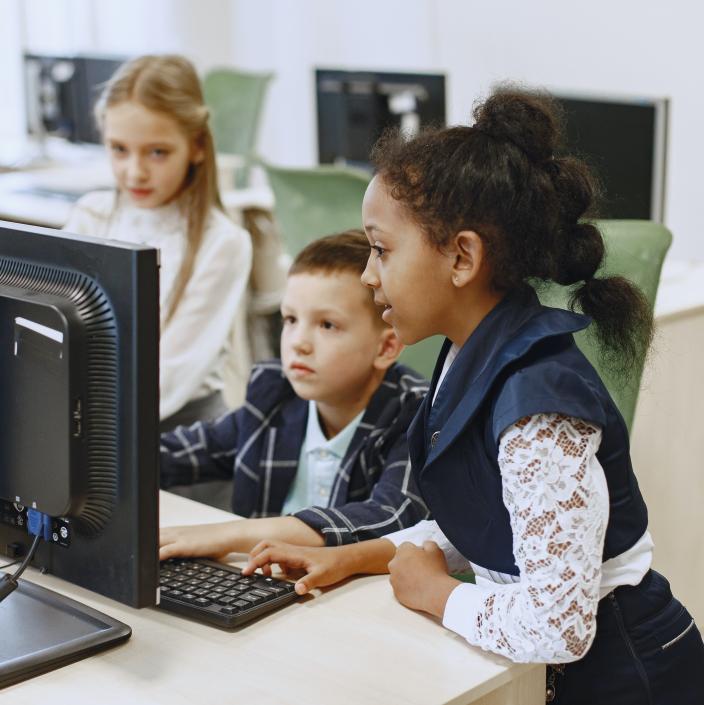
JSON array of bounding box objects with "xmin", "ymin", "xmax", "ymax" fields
[
  {"xmin": 316, "ymin": 68, "xmax": 446, "ymax": 167},
  {"xmin": 553, "ymin": 92, "xmax": 669, "ymax": 222},
  {"xmin": 24, "ymin": 53, "xmax": 126, "ymax": 144},
  {"xmin": 0, "ymin": 220, "xmax": 159, "ymax": 608}
]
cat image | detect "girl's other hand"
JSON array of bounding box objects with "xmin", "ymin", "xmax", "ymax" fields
[{"xmin": 388, "ymin": 541, "xmax": 459, "ymax": 618}]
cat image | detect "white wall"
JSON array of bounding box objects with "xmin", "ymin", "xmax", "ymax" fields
[
  {"xmin": 224, "ymin": 0, "xmax": 704, "ymax": 261},
  {"xmin": 3, "ymin": 0, "xmax": 704, "ymax": 259}
]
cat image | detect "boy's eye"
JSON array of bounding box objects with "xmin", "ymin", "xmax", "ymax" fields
[
  {"xmin": 321, "ymin": 320, "xmax": 336, "ymax": 330},
  {"xmin": 282, "ymin": 314, "xmax": 296, "ymax": 324},
  {"xmin": 110, "ymin": 144, "xmax": 127, "ymax": 155}
]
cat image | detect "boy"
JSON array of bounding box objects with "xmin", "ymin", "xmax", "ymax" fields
[{"xmin": 159, "ymin": 230, "xmax": 429, "ymax": 559}]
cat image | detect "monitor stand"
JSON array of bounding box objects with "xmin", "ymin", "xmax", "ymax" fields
[{"xmin": 0, "ymin": 578, "xmax": 131, "ymax": 688}]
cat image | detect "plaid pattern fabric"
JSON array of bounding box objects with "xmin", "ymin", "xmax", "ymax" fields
[{"xmin": 160, "ymin": 360, "xmax": 430, "ymax": 545}]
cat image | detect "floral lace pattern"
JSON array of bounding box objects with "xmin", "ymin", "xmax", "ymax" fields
[{"xmin": 470, "ymin": 413, "xmax": 608, "ymax": 663}]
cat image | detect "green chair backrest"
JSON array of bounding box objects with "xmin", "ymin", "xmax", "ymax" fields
[
  {"xmin": 538, "ymin": 220, "xmax": 671, "ymax": 431},
  {"xmin": 261, "ymin": 162, "xmax": 371, "ymax": 257},
  {"xmin": 398, "ymin": 336, "xmax": 445, "ymax": 381},
  {"xmin": 203, "ymin": 68, "xmax": 272, "ymax": 186}
]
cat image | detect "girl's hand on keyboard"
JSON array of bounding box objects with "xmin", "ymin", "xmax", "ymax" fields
[
  {"xmin": 242, "ymin": 537, "xmax": 398, "ymax": 595},
  {"xmin": 242, "ymin": 541, "xmax": 349, "ymax": 595},
  {"xmin": 242, "ymin": 541, "xmax": 355, "ymax": 595}
]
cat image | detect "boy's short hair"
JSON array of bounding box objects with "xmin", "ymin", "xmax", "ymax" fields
[
  {"xmin": 289, "ymin": 230, "xmax": 384, "ymax": 324},
  {"xmin": 289, "ymin": 229, "xmax": 369, "ymax": 278}
]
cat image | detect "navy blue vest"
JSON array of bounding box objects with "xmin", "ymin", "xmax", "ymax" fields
[{"xmin": 408, "ymin": 288, "xmax": 648, "ymax": 576}]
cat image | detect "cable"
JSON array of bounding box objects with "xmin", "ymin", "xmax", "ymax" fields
[
  {"xmin": 0, "ymin": 533, "xmax": 42, "ymax": 603},
  {"xmin": 0, "ymin": 559, "xmax": 21, "ymax": 570}
]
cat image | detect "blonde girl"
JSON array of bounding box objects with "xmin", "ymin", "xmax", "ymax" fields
[{"xmin": 64, "ymin": 55, "xmax": 252, "ymax": 429}]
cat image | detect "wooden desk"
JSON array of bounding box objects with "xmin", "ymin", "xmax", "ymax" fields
[{"xmin": 5, "ymin": 492, "xmax": 544, "ymax": 705}]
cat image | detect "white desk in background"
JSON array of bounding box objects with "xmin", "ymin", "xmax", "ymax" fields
[
  {"xmin": 5, "ymin": 492, "xmax": 544, "ymax": 705},
  {"xmin": 0, "ymin": 140, "xmax": 274, "ymax": 229}
]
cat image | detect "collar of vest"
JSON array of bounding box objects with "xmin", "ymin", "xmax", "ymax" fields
[{"xmin": 416, "ymin": 287, "xmax": 591, "ymax": 468}]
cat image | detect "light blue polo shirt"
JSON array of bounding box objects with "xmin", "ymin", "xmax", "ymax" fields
[{"xmin": 282, "ymin": 400, "xmax": 365, "ymax": 515}]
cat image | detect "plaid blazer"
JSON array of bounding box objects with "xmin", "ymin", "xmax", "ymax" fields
[{"xmin": 160, "ymin": 360, "xmax": 430, "ymax": 545}]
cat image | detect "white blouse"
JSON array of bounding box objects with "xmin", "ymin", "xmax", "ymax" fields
[
  {"xmin": 64, "ymin": 190, "xmax": 253, "ymax": 419},
  {"xmin": 387, "ymin": 412, "xmax": 654, "ymax": 663}
]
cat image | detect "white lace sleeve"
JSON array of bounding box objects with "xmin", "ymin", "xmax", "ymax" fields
[{"xmin": 443, "ymin": 413, "xmax": 608, "ymax": 663}]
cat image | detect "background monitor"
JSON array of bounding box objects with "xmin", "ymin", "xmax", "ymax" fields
[
  {"xmin": 316, "ymin": 68, "xmax": 446, "ymax": 167},
  {"xmin": 0, "ymin": 220, "xmax": 159, "ymax": 608},
  {"xmin": 24, "ymin": 53, "xmax": 126, "ymax": 144},
  {"xmin": 553, "ymin": 92, "xmax": 669, "ymax": 222}
]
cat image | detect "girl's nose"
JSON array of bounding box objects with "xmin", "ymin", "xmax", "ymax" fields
[
  {"xmin": 361, "ymin": 256, "xmax": 380, "ymax": 289},
  {"xmin": 127, "ymin": 157, "xmax": 148, "ymax": 182}
]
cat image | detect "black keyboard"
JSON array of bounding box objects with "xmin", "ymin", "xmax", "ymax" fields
[{"xmin": 158, "ymin": 558, "xmax": 299, "ymax": 629}]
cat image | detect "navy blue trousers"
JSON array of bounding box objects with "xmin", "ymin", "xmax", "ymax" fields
[{"xmin": 551, "ymin": 570, "xmax": 704, "ymax": 704}]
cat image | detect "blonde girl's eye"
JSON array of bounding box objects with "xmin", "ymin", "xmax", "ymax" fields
[
  {"xmin": 110, "ymin": 144, "xmax": 127, "ymax": 156},
  {"xmin": 150, "ymin": 148, "xmax": 170, "ymax": 159},
  {"xmin": 321, "ymin": 320, "xmax": 337, "ymax": 330},
  {"xmin": 282, "ymin": 314, "xmax": 296, "ymax": 325},
  {"xmin": 372, "ymin": 244, "xmax": 386, "ymax": 258}
]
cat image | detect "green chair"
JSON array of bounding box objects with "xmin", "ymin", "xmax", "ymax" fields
[
  {"xmin": 261, "ymin": 162, "xmax": 371, "ymax": 257},
  {"xmin": 398, "ymin": 336, "xmax": 445, "ymax": 380},
  {"xmin": 538, "ymin": 220, "xmax": 671, "ymax": 431},
  {"xmin": 203, "ymin": 68, "xmax": 273, "ymax": 187}
]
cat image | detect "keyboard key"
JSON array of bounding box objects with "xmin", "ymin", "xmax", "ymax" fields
[
  {"xmin": 219, "ymin": 606, "xmax": 239, "ymax": 615},
  {"xmin": 250, "ymin": 589, "xmax": 274, "ymax": 600},
  {"xmin": 240, "ymin": 593, "xmax": 264, "ymax": 604}
]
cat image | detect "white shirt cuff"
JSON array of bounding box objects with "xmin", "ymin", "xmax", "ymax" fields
[
  {"xmin": 385, "ymin": 519, "xmax": 440, "ymax": 547},
  {"xmin": 442, "ymin": 582, "xmax": 493, "ymax": 642}
]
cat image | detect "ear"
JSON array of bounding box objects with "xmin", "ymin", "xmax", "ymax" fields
[
  {"xmin": 373, "ymin": 326, "xmax": 404, "ymax": 371},
  {"xmin": 450, "ymin": 230, "xmax": 484, "ymax": 288},
  {"xmin": 190, "ymin": 137, "xmax": 205, "ymax": 165}
]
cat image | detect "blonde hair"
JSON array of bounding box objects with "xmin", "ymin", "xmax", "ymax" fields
[{"xmin": 95, "ymin": 54, "xmax": 222, "ymax": 324}]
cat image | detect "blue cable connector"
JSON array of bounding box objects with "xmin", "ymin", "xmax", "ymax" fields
[{"xmin": 27, "ymin": 509, "xmax": 53, "ymax": 541}]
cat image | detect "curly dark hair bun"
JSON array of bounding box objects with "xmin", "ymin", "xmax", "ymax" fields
[{"xmin": 473, "ymin": 88, "xmax": 561, "ymax": 163}]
